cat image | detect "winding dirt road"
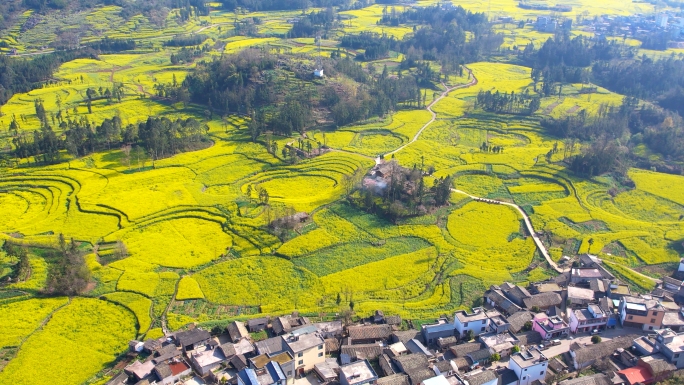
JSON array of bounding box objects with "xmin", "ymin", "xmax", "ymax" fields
[
  {"xmin": 384, "ymin": 67, "xmax": 478, "ymax": 158},
  {"xmin": 372, "ymin": 67, "xmax": 566, "ymax": 274}
]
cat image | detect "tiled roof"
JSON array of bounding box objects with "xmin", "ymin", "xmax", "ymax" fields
[
  {"xmin": 392, "ymin": 330, "xmax": 423, "ymax": 344},
  {"xmin": 559, "ymin": 373, "xmax": 611, "ymax": 385},
  {"xmin": 325, "ymin": 338, "xmax": 341, "ymax": 353},
  {"xmin": 466, "ymin": 370, "xmax": 497, "ymax": 385},
  {"xmin": 377, "ymin": 374, "xmax": 409, "ymax": 385},
  {"xmin": 348, "ymin": 324, "xmax": 392, "ymax": 341},
  {"xmin": 523, "ymin": 292, "xmax": 563, "ymax": 308},
  {"xmin": 449, "ymin": 342, "xmax": 482, "ymax": 358},
  {"xmin": 394, "ymin": 353, "xmax": 429, "ymax": 372},
  {"xmin": 506, "ymin": 311, "xmax": 533, "ymax": 333},
  {"xmin": 406, "ymin": 368, "xmax": 434, "ymax": 385},
  {"xmin": 341, "ymin": 344, "xmax": 384, "ymax": 360},
  {"xmin": 571, "ymin": 335, "xmax": 638, "ymax": 367},
  {"xmin": 176, "ymin": 328, "xmax": 210, "ymax": 347}
]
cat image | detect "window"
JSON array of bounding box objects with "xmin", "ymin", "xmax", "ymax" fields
[
  {"xmin": 318, "ymin": 345, "xmax": 323, "ymax": 350},
  {"xmin": 524, "ymin": 369, "xmax": 527, "ymax": 372},
  {"xmin": 522, "ymin": 377, "xmax": 526, "ymax": 381},
  {"xmin": 675, "ymin": 354, "xmax": 680, "ymax": 358},
  {"xmin": 298, "ymin": 353, "xmax": 303, "ymax": 358},
  {"xmin": 651, "ymin": 319, "xmax": 656, "ymax": 323},
  {"xmin": 481, "ymin": 327, "xmax": 486, "ymax": 331},
  {"xmin": 540, "ymin": 371, "xmax": 545, "ymax": 376},
  {"xmin": 464, "ymin": 322, "xmax": 469, "ymax": 327},
  {"xmin": 628, "ymin": 316, "xmax": 633, "ymax": 320},
  {"xmin": 318, "ymin": 352, "xmax": 323, "ymax": 357},
  {"xmin": 649, "ymin": 326, "xmax": 654, "ymax": 330},
  {"xmin": 653, "ymin": 311, "xmax": 658, "ymax": 316},
  {"xmin": 298, "ymin": 360, "xmax": 303, "ymax": 365}
]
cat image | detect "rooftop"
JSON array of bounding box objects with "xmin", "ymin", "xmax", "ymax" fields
[
  {"xmin": 285, "ymin": 332, "xmax": 324, "ymax": 353},
  {"xmin": 422, "ymin": 375, "xmax": 450, "ymax": 385},
  {"xmin": 632, "ymin": 336, "xmax": 656, "ymax": 354},
  {"xmin": 567, "ymin": 286, "xmax": 595, "ymax": 301},
  {"xmin": 348, "ymin": 324, "xmax": 393, "ymax": 341},
  {"xmin": 314, "ymin": 358, "xmax": 340, "ymax": 379},
  {"xmin": 340, "ymin": 359, "xmax": 378, "ymax": 385},
  {"xmin": 191, "ymin": 346, "xmax": 226, "ymax": 367},
  {"xmin": 463, "ymin": 370, "xmax": 497, "ymax": 385},
  {"xmin": 663, "ymin": 311, "xmax": 684, "ymax": 326},
  {"xmin": 510, "ymin": 348, "xmax": 547, "ymax": 369},
  {"xmin": 479, "ymin": 332, "xmax": 518, "ymax": 352},
  {"xmin": 572, "ymin": 268, "xmax": 603, "ymax": 279},
  {"xmin": 617, "ymin": 366, "xmax": 651, "ymax": 385},
  {"xmin": 125, "ymin": 360, "xmax": 155, "ymax": 380},
  {"xmin": 255, "ymin": 336, "xmax": 287, "ymax": 355},
  {"xmin": 176, "ymin": 328, "xmax": 211, "ymax": 347},
  {"xmin": 535, "ymin": 283, "xmax": 561, "ymax": 293},
  {"xmin": 377, "ymin": 374, "xmax": 410, "ymax": 385},
  {"xmin": 523, "ymin": 292, "xmax": 563, "ymax": 309},
  {"xmin": 455, "ymin": 308, "xmax": 488, "ymax": 323},
  {"xmin": 341, "ymin": 343, "xmax": 384, "ymax": 360},
  {"xmin": 250, "ymin": 351, "xmax": 293, "ymax": 369}
]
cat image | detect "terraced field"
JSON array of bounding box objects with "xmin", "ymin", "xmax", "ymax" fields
[{"xmin": 1, "ymin": 1, "xmax": 684, "ymax": 383}]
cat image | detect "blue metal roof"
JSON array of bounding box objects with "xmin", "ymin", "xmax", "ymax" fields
[{"xmin": 266, "ymin": 361, "xmax": 286, "ymax": 383}]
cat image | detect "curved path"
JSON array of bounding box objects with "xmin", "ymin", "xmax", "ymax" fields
[
  {"xmin": 451, "ymin": 189, "xmax": 567, "ymax": 274},
  {"xmin": 369, "ymin": 66, "xmax": 565, "ymax": 274},
  {"xmin": 383, "ymin": 67, "xmax": 478, "ymax": 159}
]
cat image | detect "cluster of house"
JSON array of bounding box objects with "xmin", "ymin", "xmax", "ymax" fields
[
  {"xmin": 577, "ymin": 12, "xmax": 684, "ymax": 45},
  {"xmin": 107, "ymin": 255, "xmax": 684, "ymax": 385}
]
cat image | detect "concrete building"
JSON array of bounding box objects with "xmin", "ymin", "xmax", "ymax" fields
[
  {"xmin": 532, "ymin": 314, "xmax": 569, "ymax": 340},
  {"xmin": 569, "ymin": 304, "xmax": 609, "ymax": 333},
  {"xmin": 339, "ymin": 360, "xmax": 378, "ymax": 385},
  {"xmin": 618, "ymin": 296, "xmax": 665, "ymax": 331},
  {"xmin": 454, "ymin": 308, "xmax": 491, "ymax": 339},
  {"xmin": 654, "ymin": 328, "xmax": 684, "ymax": 368},
  {"xmin": 508, "ymin": 348, "xmax": 548, "ymax": 385},
  {"xmin": 422, "ymin": 316, "xmax": 456, "ymax": 345},
  {"xmin": 570, "ymin": 268, "xmax": 603, "ymax": 284},
  {"xmin": 479, "ymin": 332, "xmax": 519, "ymax": 358},
  {"xmin": 284, "ymin": 331, "xmax": 325, "ymax": 374}
]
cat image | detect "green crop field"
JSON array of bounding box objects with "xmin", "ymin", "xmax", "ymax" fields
[{"xmin": 1, "ymin": 0, "xmax": 684, "ymax": 381}]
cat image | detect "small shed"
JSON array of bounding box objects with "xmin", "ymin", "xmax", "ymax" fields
[{"xmin": 247, "ymin": 317, "xmax": 269, "ymax": 333}]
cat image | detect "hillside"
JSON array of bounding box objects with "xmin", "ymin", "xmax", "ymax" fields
[{"xmin": 2, "ymin": 0, "xmax": 684, "ymax": 383}]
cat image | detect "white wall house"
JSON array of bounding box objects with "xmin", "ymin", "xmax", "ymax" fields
[{"xmin": 508, "ymin": 348, "xmax": 548, "ymax": 385}]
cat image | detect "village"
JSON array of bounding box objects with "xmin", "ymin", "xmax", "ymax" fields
[{"xmin": 108, "ymin": 255, "xmax": 684, "ymax": 385}]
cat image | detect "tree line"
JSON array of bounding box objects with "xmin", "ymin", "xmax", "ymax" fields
[
  {"xmin": 0, "ymin": 49, "xmax": 96, "ymax": 107},
  {"xmin": 288, "ymin": 7, "xmax": 339, "ymax": 38},
  {"xmin": 11, "ymin": 114, "xmax": 209, "ymax": 164},
  {"xmin": 476, "ymin": 89, "xmax": 541, "ymax": 115}
]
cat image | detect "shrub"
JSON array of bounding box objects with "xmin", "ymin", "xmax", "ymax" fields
[{"xmin": 591, "ymin": 335, "xmax": 602, "ymax": 344}]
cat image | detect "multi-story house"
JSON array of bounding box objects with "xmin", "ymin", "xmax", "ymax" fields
[
  {"xmin": 284, "ymin": 331, "xmax": 325, "ymax": 375},
  {"xmin": 531, "ymin": 314, "xmax": 569, "ymax": 340},
  {"xmin": 569, "ymin": 304, "xmax": 609, "ymax": 333},
  {"xmin": 653, "ymin": 328, "xmax": 684, "ymax": 368},
  {"xmin": 508, "ymin": 347, "xmax": 548, "ymax": 385},
  {"xmin": 618, "ymin": 296, "xmax": 665, "ymax": 331},
  {"xmin": 454, "ymin": 308, "xmax": 492, "ymax": 339}
]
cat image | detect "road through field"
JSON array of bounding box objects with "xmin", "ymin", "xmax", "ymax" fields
[
  {"xmin": 384, "ymin": 67, "xmax": 478, "ymax": 158},
  {"xmin": 369, "ymin": 66, "xmax": 566, "ymax": 274}
]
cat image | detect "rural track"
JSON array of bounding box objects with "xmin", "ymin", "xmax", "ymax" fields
[
  {"xmin": 451, "ymin": 189, "xmax": 567, "ymax": 274},
  {"xmin": 381, "ymin": 66, "xmax": 478, "ymax": 162},
  {"xmin": 367, "ymin": 66, "xmax": 567, "ymax": 274}
]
